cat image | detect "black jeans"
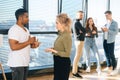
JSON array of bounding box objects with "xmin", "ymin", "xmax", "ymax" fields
[
  {"xmin": 103, "ymin": 40, "xmax": 117, "ymax": 70},
  {"xmin": 10, "ymin": 67, "xmax": 28, "ymax": 80},
  {"xmin": 54, "ymin": 56, "xmax": 71, "ymax": 80}
]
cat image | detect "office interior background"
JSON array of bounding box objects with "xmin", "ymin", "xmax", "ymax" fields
[{"xmin": 0, "ymin": 0, "xmax": 120, "ymax": 78}]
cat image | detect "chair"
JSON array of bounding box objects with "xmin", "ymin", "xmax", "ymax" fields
[{"xmin": 0, "ymin": 63, "xmax": 7, "ymax": 80}]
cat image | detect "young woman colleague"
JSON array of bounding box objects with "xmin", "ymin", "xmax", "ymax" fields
[
  {"xmin": 45, "ymin": 13, "xmax": 72, "ymax": 80},
  {"xmin": 84, "ymin": 17, "xmax": 101, "ymax": 74}
]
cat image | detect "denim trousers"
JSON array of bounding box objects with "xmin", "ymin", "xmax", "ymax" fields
[
  {"xmin": 84, "ymin": 38, "xmax": 101, "ymax": 68},
  {"xmin": 103, "ymin": 40, "xmax": 117, "ymax": 70}
]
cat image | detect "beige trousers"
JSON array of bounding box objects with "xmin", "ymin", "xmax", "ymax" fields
[{"xmin": 72, "ymin": 41, "xmax": 84, "ymax": 74}]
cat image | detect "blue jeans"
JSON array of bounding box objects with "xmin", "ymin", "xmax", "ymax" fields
[
  {"xmin": 84, "ymin": 38, "xmax": 101, "ymax": 68},
  {"xmin": 103, "ymin": 40, "xmax": 117, "ymax": 70}
]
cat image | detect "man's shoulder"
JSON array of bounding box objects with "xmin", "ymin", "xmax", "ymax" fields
[
  {"xmin": 112, "ymin": 20, "xmax": 117, "ymax": 24},
  {"xmin": 75, "ymin": 21, "xmax": 80, "ymax": 24},
  {"xmin": 75, "ymin": 21, "xmax": 81, "ymax": 26},
  {"xmin": 9, "ymin": 24, "xmax": 18, "ymax": 29},
  {"xmin": 8, "ymin": 24, "xmax": 20, "ymax": 33}
]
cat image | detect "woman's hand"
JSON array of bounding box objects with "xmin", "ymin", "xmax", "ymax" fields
[
  {"xmin": 79, "ymin": 30, "xmax": 83, "ymax": 33},
  {"xmin": 86, "ymin": 33, "xmax": 91, "ymax": 36},
  {"xmin": 45, "ymin": 48, "xmax": 58, "ymax": 53},
  {"xmin": 92, "ymin": 30, "xmax": 97, "ymax": 34}
]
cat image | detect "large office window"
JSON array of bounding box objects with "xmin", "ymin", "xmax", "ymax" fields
[
  {"xmin": 0, "ymin": 0, "xmax": 23, "ymax": 30},
  {"xmin": 110, "ymin": 0, "xmax": 120, "ymax": 28},
  {"xmin": 62, "ymin": 0, "xmax": 83, "ymax": 20},
  {"xmin": 88, "ymin": 0, "xmax": 108, "ymax": 30},
  {"xmin": 29, "ymin": 0, "xmax": 58, "ymax": 32},
  {"xmin": 28, "ymin": 0, "xmax": 58, "ymax": 68},
  {"xmin": 29, "ymin": 34, "xmax": 57, "ymax": 67}
]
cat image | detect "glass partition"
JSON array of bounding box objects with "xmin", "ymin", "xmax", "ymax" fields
[
  {"xmin": 0, "ymin": 0, "xmax": 23, "ymax": 30},
  {"xmin": 110, "ymin": 0, "xmax": 120, "ymax": 28},
  {"xmin": 62, "ymin": 0, "xmax": 83, "ymax": 20},
  {"xmin": 29, "ymin": 0, "xmax": 58, "ymax": 32},
  {"xmin": 88, "ymin": 0, "xmax": 107, "ymax": 31}
]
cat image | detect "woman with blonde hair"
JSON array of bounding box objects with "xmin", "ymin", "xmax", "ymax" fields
[{"xmin": 45, "ymin": 13, "xmax": 72, "ymax": 80}]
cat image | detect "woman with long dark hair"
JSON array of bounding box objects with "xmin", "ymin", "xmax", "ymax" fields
[{"xmin": 84, "ymin": 17, "xmax": 101, "ymax": 74}]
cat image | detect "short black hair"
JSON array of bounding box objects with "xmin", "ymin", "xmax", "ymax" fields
[
  {"xmin": 104, "ymin": 11, "xmax": 112, "ymax": 14},
  {"xmin": 15, "ymin": 8, "xmax": 28, "ymax": 20}
]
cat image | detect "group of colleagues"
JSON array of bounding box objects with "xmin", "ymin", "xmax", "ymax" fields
[
  {"xmin": 7, "ymin": 8, "xmax": 120, "ymax": 80},
  {"xmin": 72, "ymin": 11, "xmax": 120, "ymax": 79}
]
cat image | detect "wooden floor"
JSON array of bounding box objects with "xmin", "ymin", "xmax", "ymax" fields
[{"xmin": 27, "ymin": 68, "xmax": 120, "ymax": 80}]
